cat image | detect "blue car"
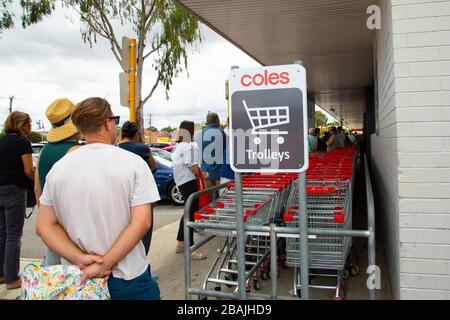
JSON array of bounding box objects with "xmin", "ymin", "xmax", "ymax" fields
[{"xmin": 150, "ymin": 148, "xmax": 184, "ymax": 205}]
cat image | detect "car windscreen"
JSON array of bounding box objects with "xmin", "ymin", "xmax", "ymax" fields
[
  {"xmin": 154, "ymin": 156, "xmax": 172, "ymax": 168},
  {"xmin": 152, "ymin": 149, "xmax": 172, "ymax": 161},
  {"xmin": 32, "ymin": 146, "xmax": 42, "ymax": 154}
]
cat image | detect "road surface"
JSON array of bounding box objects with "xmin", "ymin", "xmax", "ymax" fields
[{"xmin": 21, "ymin": 200, "xmax": 183, "ymax": 259}]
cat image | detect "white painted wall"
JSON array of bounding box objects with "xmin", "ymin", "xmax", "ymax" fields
[
  {"xmin": 373, "ymin": 0, "xmax": 450, "ymax": 299},
  {"xmin": 372, "ymin": 0, "xmax": 401, "ymax": 299}
]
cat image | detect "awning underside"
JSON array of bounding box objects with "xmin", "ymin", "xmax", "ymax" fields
[{"xmin": 177, "ymin": 0, "xmax": 377, "ymax": 128}]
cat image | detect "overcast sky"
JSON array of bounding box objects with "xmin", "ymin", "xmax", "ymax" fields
[{"xmin": 0, "ymin": 3, "xmax": 260, "ymax": 131}]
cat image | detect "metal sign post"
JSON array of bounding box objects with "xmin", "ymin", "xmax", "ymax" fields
[
  {"xmin": 228, "ymin": 65, "xmax": 247, "ymax": 300},
  {"xmin": 298, "ymin": 172, "xmax": 309, "ymax": 299},
  {"xmin": 119, "ymin": 36, "xmax": 137, "ymax": 122},
  {"xmin": 129, "ymin": 38, "xmax": 136, "ymax": 122},
  {"xmin": 293, "ymin": 59, "xmax": 310, "ymax": 300},
  {"xmin": 234, "ymin": 172, "xmax": 247, "ymax": 299}
]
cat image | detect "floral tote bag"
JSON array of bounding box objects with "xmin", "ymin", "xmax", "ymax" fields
[{"xmin": 21, "ymin": 264, "xmax": 110, "ymax": 300}]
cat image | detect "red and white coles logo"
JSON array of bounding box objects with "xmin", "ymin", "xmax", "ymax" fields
[{"xmin": 240, "ymin": 70, "xmax": 290, "ymax": 87}]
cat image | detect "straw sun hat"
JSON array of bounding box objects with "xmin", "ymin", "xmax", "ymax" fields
[{"xmin": 45, "ymin": 98, "xmax": 78, "ymax": 143}]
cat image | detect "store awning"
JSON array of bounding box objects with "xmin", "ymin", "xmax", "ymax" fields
[{"xmin": 177, "ymin": 0, "xmax": 377, "ymax": 128}]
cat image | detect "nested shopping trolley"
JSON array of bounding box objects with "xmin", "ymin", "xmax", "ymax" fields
[
  {"xmin": 283, "ymin": 148, "xmax": 358, "ymax": 299},
  {"xmin": 185, "ymin": 147, "xmax": 376, "ymax": 300},
  {"xmin": 193, "ymin": 173, "xmax": 296, "ymax": 298}
]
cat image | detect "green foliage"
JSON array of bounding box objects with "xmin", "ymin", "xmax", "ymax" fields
[
  {"xmin": 0, "ymin": 0, "xmax": 54, "ymax": 35},
  {"xmin": 20, "ymin": 0, "xmax": 55, "ymax": 28},
  {"xmin": 61, "ymin": 0, "xmax": 202, "ymax": 135},
  {"xmin": 0, "ymin": 130, "xmax": 5, "ymax": 139},
  {"xmin": 329, "ymin": 120, "xmax": 340, "ymax": 127},
  {"xmin": 4, "ymin": 0, "xmax": 201, "ymax": 103},
  {"xmin": 160, "ymin": 126, "xmax": 175, "ymax": 133},
  {"xmin": 28, "ymin": 131, "xmax": 44, "ymax": 143},
  {"xmin": 3, "ymin": 0, "xmax": 201, "ymax": 137},
  {"xmin": 147, "ymin": 126, "xmax": 158, "ymax": 132},
  {"xmin": 315, "ymin": 110, "xmax": 328, "ymax": 128},
  {"xmin": 62, "ymin": 0, "xmax": 201, "ymax": 97},
  {"xmin": 1, "ymin": 0, "xmax": 14, "ymax": 33},
  {"xmin": 151, "ymin": 0, "xmax": 202, "ymax": 98}
]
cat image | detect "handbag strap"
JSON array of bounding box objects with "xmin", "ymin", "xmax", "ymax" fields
[
  {"xmin": 25, "ymin": 206, "xmax": 35, "ymax": 219},
  {"xmin": 197, "ymin": 172, "xmax": 206, "ymax": 190}
]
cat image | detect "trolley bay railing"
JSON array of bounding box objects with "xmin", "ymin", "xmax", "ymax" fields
[
  {"xmin": 184, "ymin": 152, "xmax": 376, "ymax": 300},
  {"xmin": 365, "ymin": 153, "xmax": 376, "ymax": 300}
]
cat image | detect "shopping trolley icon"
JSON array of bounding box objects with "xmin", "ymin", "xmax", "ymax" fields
[{"xmin": 243, "ymin": 99, "xmax": 290, "ymax": 145}]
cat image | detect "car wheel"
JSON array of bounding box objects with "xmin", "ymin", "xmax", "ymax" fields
[{"xmin": 169, "ymin": 183, "xmax": 184, "ymax": 206}]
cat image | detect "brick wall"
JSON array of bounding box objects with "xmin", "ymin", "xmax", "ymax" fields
[
  {"xmin": 371, "ymin": 0, "xmax": 401, "ymax": 299},
  {"xmin": 373, "ymin": 0, "xmax": 450, "ymax": 299}
]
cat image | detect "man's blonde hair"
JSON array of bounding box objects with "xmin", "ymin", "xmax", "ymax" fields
[{"xmin": 72, "ymin": 97, "xmax": 112, "ymax": 134}]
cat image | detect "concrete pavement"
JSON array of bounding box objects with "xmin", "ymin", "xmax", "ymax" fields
[
  {"xmin": 0, "ymin": 258, "xmax": 41, "ymax": 300},
  {"xmin": 147, "ymin": 219, "xmax": 392, "ymax": 300},
  {"xmin": 1, "ymin": 200, "xmax": 392, "ymax": 300},
  {"xmin": 1, "ymin": 218, "xmax": 391, "ymax": 300},
  {"xmin": 20, "ymin": 201, "xmax": 182, "ymax": 259}
]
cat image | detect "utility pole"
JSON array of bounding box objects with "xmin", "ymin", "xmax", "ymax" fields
[
  {"xmin": 120, "ymin": 36, "xmax": 137, "ymax": 122},
  {"xmin": 129, "ymin": 38, "xmax": 136, "ymax": 122},
  {"xmin": 9, "ymin": 95, "xmax": 14, "ymax": 114},
  {"xmin": 147, "ymin": 112, "xmax": 152, "ymax": 129}
]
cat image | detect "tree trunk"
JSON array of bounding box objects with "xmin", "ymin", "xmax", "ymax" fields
[{"xmin": 136, "ymin": 101, "xmax": 144, "ymax": 142}]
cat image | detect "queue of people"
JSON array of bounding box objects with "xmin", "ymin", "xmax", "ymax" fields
[
  {"xmin": 36, "ymin": 97, "xmax": 161, "ymax": 299},
  {"xmin": 0, "ymin": 98, "xmax": 161, "ymax": 299},
  {"xmin": 172, "ymin": 112, "xmax": 231, "ymax": 260},
  {"xmin": 309, "ymin": 126, "xmax": 358, "ymax": 153},
  {"xmin": 0, "ymin": 98, "xmax": 233, "ymax": 299},
  {"xmin": 0, "ymin": 97, "xmax": 357, "ymax": 299}
]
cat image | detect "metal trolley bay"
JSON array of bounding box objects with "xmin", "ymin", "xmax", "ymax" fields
[
  {"xmin": 183, "ymin": 148, "xmax": 376, "ymax": 300},
  {"xmin": 284, "ymin": 148, "xmax": 358, "ymax": 299},
  {"xmin": 193, "ymin": 173, "xmax": 296, "ymax": 297}
]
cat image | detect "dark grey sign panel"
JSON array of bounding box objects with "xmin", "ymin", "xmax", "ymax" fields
[{"xmin": 230, "ymin": 88, "xmax": 305, "ymax": 171}]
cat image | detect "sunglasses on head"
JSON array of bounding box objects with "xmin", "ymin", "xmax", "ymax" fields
[{"xmin": 108, "ymin": 116, "xmax": 120, "ymax": 125}]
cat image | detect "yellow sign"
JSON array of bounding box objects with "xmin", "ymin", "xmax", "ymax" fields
[{"xmin": 157, "ymin": 137, "xmax": 170, "ymax": 143}]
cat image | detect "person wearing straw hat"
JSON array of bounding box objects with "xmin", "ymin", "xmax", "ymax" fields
[
  {"xmin": 34, "ymin": 98, "xmax": 80, "ymax": 266},
  {"xmin": 36, "ymin": 97, "xmax": 161, "ymax": 300}
]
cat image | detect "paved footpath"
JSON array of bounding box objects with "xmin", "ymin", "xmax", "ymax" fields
[
  {"xmin": 1, "ymin": 206, "xmax": 392, "ymax": 300},
  {"xmin": 0, "ymin": 258, "xmax": 41, "ymax": 300}
]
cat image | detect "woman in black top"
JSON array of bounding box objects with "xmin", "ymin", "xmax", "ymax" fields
[{"xmin": 0, "ymin": 111, "xmax": 34, "ymax": 289}]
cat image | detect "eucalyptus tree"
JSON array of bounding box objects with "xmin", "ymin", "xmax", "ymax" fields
[
  {"xmin": 3, "ymin": 0, "xmax": 201, "ymax": 135},
  {"xmin": 64, "ymin": 0, "xmax": 202, "ymax": 135},
  {"xmin": 1, "ymin": 0, "xmax": 54, "ymax": 34}
]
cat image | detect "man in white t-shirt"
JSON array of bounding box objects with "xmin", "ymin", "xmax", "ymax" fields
[{"xmin": 36, "ymin": 97, "xmax": 161, "ymax": 300}]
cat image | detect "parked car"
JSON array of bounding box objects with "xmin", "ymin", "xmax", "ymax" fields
[
  {"xmin": 151, "ymin": 148, "xmax": 172, "ymax": 161},
  {"xmin": 147, "ymin": 142, "xmax": 176, "ymax": 152},
  {"xmin": 151, "ymin": 148, "xmax": 184, "ymax": 205},
  {"xmin": 31, "ymin": 143, "xmax": 45, "ymax": 168}
]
